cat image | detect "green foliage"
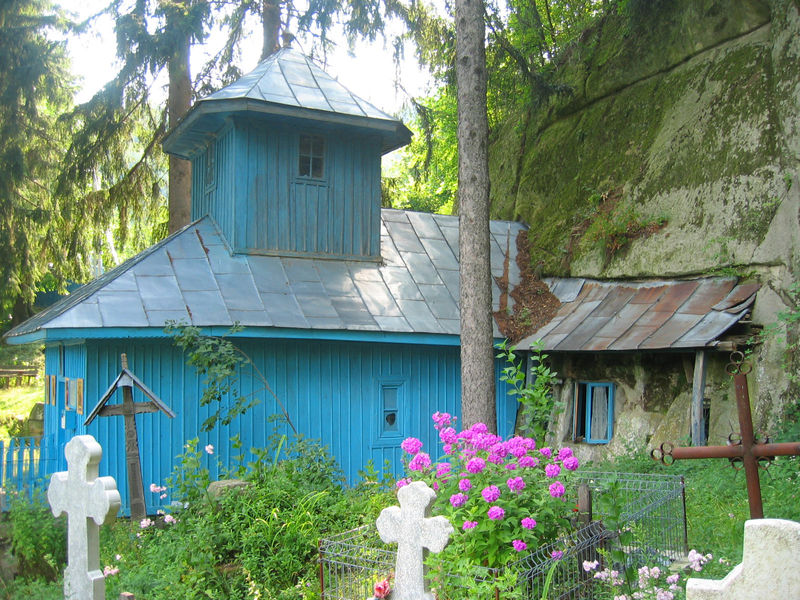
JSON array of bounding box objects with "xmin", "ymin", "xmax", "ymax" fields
[
  {"xmin": 97, "ymin": 435, "xmax": 392, "ymax": 600},
  {"xmin": 165, "ymin": 323, "xmax": 261, "ymax": 431},
  {"xmin": 583, "ymin": 201, "xmax": 668, "ymax": 260},
  {"xmin": 497, "ymin": 340, "xmax": 561, "ymax": 442},
  {"xmin": 5, "ymin": 491, "xmax": 66, "ymax": 581}
]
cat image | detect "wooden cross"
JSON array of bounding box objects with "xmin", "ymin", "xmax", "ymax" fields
[
  {"xmin": 48, "ymin": 435, "xmax": 121, "ymax": 600},
  {"xmin": 84, "ymin": 354, "xmax": 175, "ymax": 521},
  {"xmin": 652, "ymin": 352, "xmax": 800, "ymax": 518},
  {"xmin": 376, "ymin": 481, "xmax": 454, "ymax": 600}
]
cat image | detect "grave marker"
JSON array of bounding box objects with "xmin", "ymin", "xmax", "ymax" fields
[
  {"xmin": 376, "ymin": 481, "xmax": 453, "ymax": 600},
  {"xmin": 48, "ymin": 435, "xmax": 121, "ymax": 600},
  {"xmin": 84, "ymin": 353, "xmax": 175, "ymax": 520},
  {"xmin": 686, "ymin": 519, "xmax": 800, "ymax": 599},
  {"xmin": 652, "ymin": 351, "xmax": 800, "ymax": 518}
]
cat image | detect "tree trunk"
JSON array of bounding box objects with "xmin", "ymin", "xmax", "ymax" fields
[
  {"xmin": 455, "ymin": 0, "xmax": 496, "ymax": 432},
  {"xmin": 261, "ymin": 0, "xmax": 281, "ymax": 60},
  {"xmin": 167, "ymin": 14, "xmax": 192, "ymax": 234}
]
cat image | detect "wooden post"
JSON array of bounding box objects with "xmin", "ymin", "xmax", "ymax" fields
[
  {"xmin": 691, "ymin": 350, "xmax": 707, "ymax": 445},
  {"xmin": 577, "ymin": 483, "xmax": 592, "ymax": 525}
]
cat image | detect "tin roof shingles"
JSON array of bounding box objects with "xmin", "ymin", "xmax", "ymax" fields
[
  {"xmin": 518, "ymin": 277, "xmax": 759, "ymax": 352},
  {"xmin": 4, "ymin": 211, "xmax": 528, "ymax": 341}
]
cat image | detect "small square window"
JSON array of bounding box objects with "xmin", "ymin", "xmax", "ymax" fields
[
  {"xmin": 299, "ymin": 134, "xmax": 324, "ymax": 178},
  {"xmin": 382, "ymin": 385, "xmax": 399, "ymax": 434},
  {"xmin": 574, "ymin": 382, "xmax": 614, "ymax": 444}
]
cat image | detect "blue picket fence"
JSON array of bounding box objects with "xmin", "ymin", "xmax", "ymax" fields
[{"xmin": 0, "ymin": 434, "xmax": 59, "ymax": 509}]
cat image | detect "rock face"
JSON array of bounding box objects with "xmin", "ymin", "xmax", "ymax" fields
[{"xmin": 490, "ymin": 0, "xmax": 800, "ymax": 441}]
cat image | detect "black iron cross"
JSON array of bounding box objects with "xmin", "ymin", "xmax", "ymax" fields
[
  {"xmin": 84, "ymin": 354, "xmax": 175, "ymax": 521},
  {"xmin": 652, "ymin": 351, "xmax": 800, "ymax": 519}
]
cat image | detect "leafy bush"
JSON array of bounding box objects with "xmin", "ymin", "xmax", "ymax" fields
[
  {"xmin": 100, "ymin": 434, "xmax": 392, "ymax": 600},
  {"xmin": 5, "ymin": 491, "xmax": 65, "ymax": 581},
  {"xmin": 396, "ymin": 412, "xmax": 580, "ymax": 599}
]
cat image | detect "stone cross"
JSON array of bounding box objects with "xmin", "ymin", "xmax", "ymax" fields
[
  {"xmin": 376, "ymin": 481, "xmax": 453, "ymax": 600},
  {"xmin": 686, "ymin": 519, "xmax": 800, "ymax": 599},
  {"xmin": 48, "ymin": 435, "xmax": 121, "ymax": 600}
]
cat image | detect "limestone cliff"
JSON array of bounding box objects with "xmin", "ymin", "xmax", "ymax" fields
[{"xmin": 490, "ymin": 0, "xmax": 800, "ymax": 436}]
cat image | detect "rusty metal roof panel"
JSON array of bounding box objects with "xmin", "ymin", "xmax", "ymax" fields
[
  {"xmin": 651, "ymin": 281, "xmax": 700, "ymax": 313},
  {"xmin": 638, "ymin": 312, "xmax": 704, "ymax": 349},
  {"xmin": 517, "ymin": 277, "xmax": 760, "ymax": 352},
  {"xmin": 678, "ymin": 278, "xmax": 736, "ymax": 315},
  {"xmin": 712, "ymin": 283, "xmax": 760, "ymax": 312}
]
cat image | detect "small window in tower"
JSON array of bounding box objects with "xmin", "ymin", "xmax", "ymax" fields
[{"xmin": 299, "ymin": 134, "xmax": 325, "ymax": 178}]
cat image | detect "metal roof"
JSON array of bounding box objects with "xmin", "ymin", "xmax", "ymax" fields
[
  {"xmin": 516, "ymin": 278, "xmax": 759, "ymax": 352},
  {"xmin": 5, "ymin": 211, "xmax": 526, "ymax": 342},
  {"xmin": 163, "ymin": 48, "xmax": 412, "ymax": 158}
]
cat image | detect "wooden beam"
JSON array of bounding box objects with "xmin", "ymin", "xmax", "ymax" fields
[
  {"xmin": 98, "ymin": 403, "xmax": 160, "ymax": 417},
  {"xmin": 691, "ymin": 350, "xmax": 707, "ymax": 445}
]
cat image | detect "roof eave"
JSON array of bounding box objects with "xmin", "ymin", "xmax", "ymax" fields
[{"xmin": 162, "ymin": 99, "xmax": 412, "ymax": 159}]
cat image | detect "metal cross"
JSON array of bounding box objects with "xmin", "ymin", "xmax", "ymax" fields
[
  {"xmin": 376, "ymin": 481, "xmax": 454, "ymax": 600},
  {"xmin": 48, "ymin": 435, "xmax": 121, "ymax": 600},
  {"xmin": 84, "ymin": 354, "xmax": 175, "ymax": 520},
  {"xmin": 652, "ymin": 351, "xmax": 800, "ymax": 518}
]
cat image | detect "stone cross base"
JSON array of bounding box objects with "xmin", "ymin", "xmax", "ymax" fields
[{"xmin": 686, "ymin": 519, "xmax": 800, "ymax": 599}]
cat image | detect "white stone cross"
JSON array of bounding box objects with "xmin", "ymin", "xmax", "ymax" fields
[
  {"xmin": 48, "ymin": 435, "xmax": 121, "ymax": 600},
  {"xmin": 686, "ymin": 519, "xmax": 800, "ymax": 600},
  {"xmin": 376, "ymin": 481, "xmax": 453, "ymax": 600}
]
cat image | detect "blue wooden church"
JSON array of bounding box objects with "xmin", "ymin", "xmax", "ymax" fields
[{"xmin": 4, "ymin": 48, "xmax": 526, "ymax": 514}]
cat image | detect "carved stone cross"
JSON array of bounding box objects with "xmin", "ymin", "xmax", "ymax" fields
[
  {"xmin": 48, "ymin": 435, "xmax": 121, "ymax": 600},
  {"xmin": 376, "ymin": 481, "xmax": 454, "ymax": 600}
]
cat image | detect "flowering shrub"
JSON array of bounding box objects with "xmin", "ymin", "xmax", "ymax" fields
[
  {"xmin": 583, "ymin": 551, "xmax": 711, "ymax": 600},
  {"xmin": 398, "ymin": 412, "xmax": 579, "ymax": 574}
]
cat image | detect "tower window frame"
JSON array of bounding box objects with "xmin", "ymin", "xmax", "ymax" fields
[
  {"xmin": 573, "ymin": 381, "xmax": 615, "ymax": 444},
  {"xmin": 298, "ymin": 134, "xmax": 325, "ymax": 179}
]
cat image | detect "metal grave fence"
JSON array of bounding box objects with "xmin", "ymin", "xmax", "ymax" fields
[
  {"xmin": 318, "ymin": 471, "xmax": 687, "ymax": 600},
  {"xmin": 0, "ymin": 434, "xmax": 58, "ymax": 510}
]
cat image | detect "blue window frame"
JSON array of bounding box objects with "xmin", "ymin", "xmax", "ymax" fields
[
  {"xmin": 575, "ymin": 382, "xmax": 615, "ymax": 444},
  {"xmin": 373, "ymin": 377, "xmax": 406, "ymax": 445}
]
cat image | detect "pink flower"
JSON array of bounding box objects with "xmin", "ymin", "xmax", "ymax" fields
[
  {"xmin": 563, "ymin": 456, "xmax": 579, "ymax": 471},
  {"xmin": 139, "ymin": 518, "xmax": 153, "ymax": 529},
  {"xmin": 439, "ymin": 427, "xmax": 458, "ymax": 444},
  {"xmin": 556, "ymin": 447, "xmax": 573, "ymax": 461},
  {"xmin": 507, "ymin": 476, "xmax": 525, "ymax": 493},
  {"xmin": 443, "ymin": 443, "xmax": 454, "ymax": 454},
  {"xmin": 583, "ymin": 560, "xmax": 599, "ymax": 571},
  {"xmin": 504, "ymin": 462, "xmax": 518, "ymax": 470},
  {"xmin": 518, "ymin": 455, "xmax": 538, "ymax": 468},
  {"xmin": 204, "ymin": 444, "xmax": 214, "ymax": 455},
  {"xmin": 103, "ymin": 565, "xmax": 120, "ymax": 577},
  {"xmin": 551, "ymin": 550, "xmax": 564, "ymax": 560},
  {"xmin": 149, "ymin": 483, "xmax": 160, "ymax": 493},
  {"xmin": 471, "ymin": 423, "xmax": 489, "ymax": 434},
  {"xmin": 540, "ymin": 447, "xmax": 552, "ymax": 458},
  {"xmin": 507, "ymin": 437, "xmax": 528, "ymax": 458},
  {"xmin": 159, "ymin": 493, "xmax": 167, "ymax": 499},
  {"xmin": 666, "ymin": 574, "xmax": 680, "ymax": 585},
  {"xmin": 458, "ymin": 478, "xmax": 472, "ymax": 492},
  {"xmin": 408, "ymin": 452, "xmax": 431, "ymax": 471},
  {"xmin": 462, "ymin": 520, "xmax": 478, "ymax": 530},
  {"xmin": 432, "ymin": 411, "xmax": 452, "ymax": 428},
  {"xmin": 466, "ymin": 457, "xmax": 486, "ymax": 474},
  {"xmin": 545, "ymin": 463, "xmax": 561, "ymax": 478},
  {"xmin": 373, "ymin": 575, "xmax": 392, "ymax": 599},
  {"xmin": 401, "ymin": 437, "xmax": 423, "ymax": 455},
  {"xmin": 512, "ymin": 539, "xmax": 527, "ymax": 552},
  {"xmin": 487, "ymin": 506, "xmax": 505, "ymax": 520},
  {"xmin": 396, "ymin": 477, "xmax": 411, "ymax": 488},
  {"xmin": 450, "ymin": 493, "xmax": 468, "ymax": 508},
  {"xmin": 481, "ymin": 485, "xmax": 501, "ymax": 502},
  {"xmin": 521, "ymin": 517, "xmax": 536, "ymax": 529},
  {"xmin": 164, "ymin": 514, "xmax": 176, "ymax": 524},
  {"xmin": 549, "ymin": 481, "xmax": 566, "ymax": 498},
  {"xmin": 436, "ymin": 463, "xmax": 452, "ymax": 478},
  {"xmin": 488, "ymin": 453, "xmax": 505, "ymax": 465}
]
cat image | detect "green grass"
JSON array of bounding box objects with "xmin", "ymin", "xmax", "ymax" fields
[{"xmin": 0, "ymin": 384, "xmax": 43, "ymax": 441}]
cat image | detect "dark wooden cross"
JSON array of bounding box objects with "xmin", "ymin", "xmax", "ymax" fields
[
  {"xmin": 84, "ymin": 354, "xmax": 175, "ymax": 521},
  {"xmin": 652, "ymin": 351, "xmax": 800, "ymax": 519}
]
